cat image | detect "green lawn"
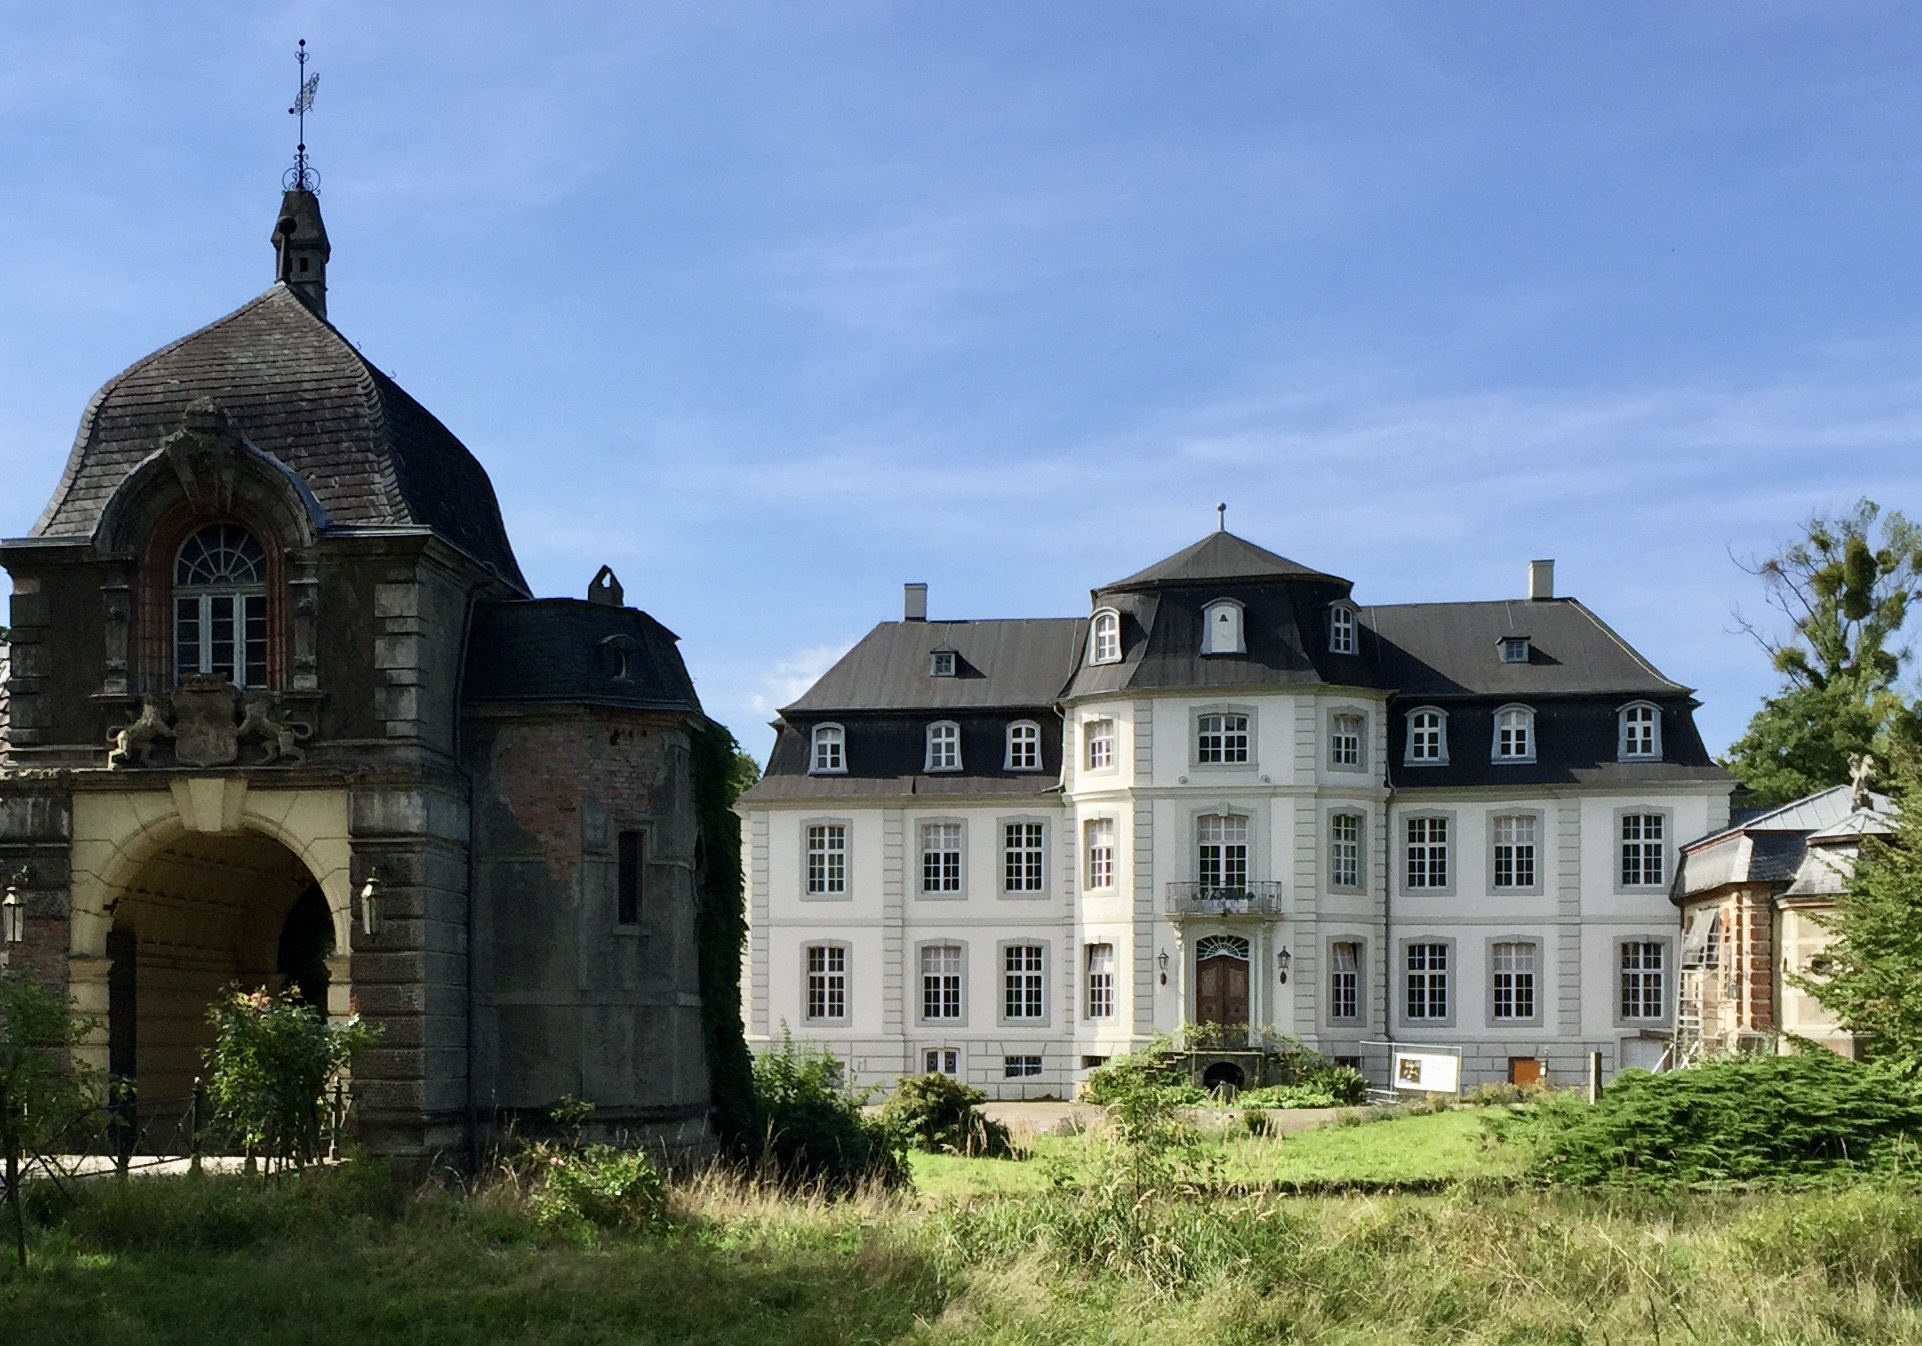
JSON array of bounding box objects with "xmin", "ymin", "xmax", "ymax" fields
[{"xmin": 912, "ymin": 1106, "xmax": 1515, "ymax": 1200}]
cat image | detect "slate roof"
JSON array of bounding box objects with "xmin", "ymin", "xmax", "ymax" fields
[
  {"xmin": 464, "ymin": 599, "xmax": 700, "ymax": 714},
  {"xmin": 30, "ymin": 283, "xmax": 527, "ymax": 592},
  {"xmin": 1102, "ymin": 530, "xmax": 1344, "ymax": 591},
  {"xmin": 784, "ymin": 618, "xmax": 1087, "ymax": 714},
  {"xmin": 1365, "ymin": 599, "xmax": 1688, "ymax": 699},
  {"xmin": 1673, "ymin": 785, "xmax": 1897, "ymax": 904}
]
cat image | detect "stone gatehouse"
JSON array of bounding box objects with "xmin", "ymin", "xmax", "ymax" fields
[{"xmin": 0, "ymin": 184, "xmax": 715, "ymax": 1158}]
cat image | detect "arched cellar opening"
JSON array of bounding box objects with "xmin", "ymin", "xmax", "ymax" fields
[{"xmin": 106, "ymin": 830, "xmax": 333, "ymax": 1136}]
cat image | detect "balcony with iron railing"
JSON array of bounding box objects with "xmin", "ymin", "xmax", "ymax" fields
[{"xmin": 1164, "ymin": 880, "xmax": 1285, "ymax": 918}]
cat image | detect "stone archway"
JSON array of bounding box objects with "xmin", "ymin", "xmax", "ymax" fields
[{"xmin": 107, "ymin": 829, "xmax": 328, "ymax": 1117}]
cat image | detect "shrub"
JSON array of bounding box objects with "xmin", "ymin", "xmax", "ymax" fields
[
  {"xmin": 1518, "ymin": 1052, "xmax": 1922, "ymax": 1184},
  {"xmin": 1081, "ymin": 1041, "xmax": 1207, "ymax": 1107},
  {"xmin": 752, "ymin": 1030, "xmax": 906, "ymax": 1191},
  {"xmin": 878, "ymin": 1073, "xmax": 1014, "ymax": 1157},
  {"xmin": 203, "ymin": 985, "xmax": 378, "ymax": 1170},
  {"xmin": 528, "ymin": 1145, "xmax": 668, "ymax": 1238},
  {"xmin": 1239, "ymin": 1066, "xmax": 1368, "ymax": 1110}
]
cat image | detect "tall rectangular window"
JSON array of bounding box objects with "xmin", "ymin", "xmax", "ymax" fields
[
  {"xmin": 1491, "ymin": 942, "xmax": 1536, "ymax": 1021},
  {"xmin": 921, "ymin": 945, "xmax": 963, "ymax": 1020},
  {"xmin": 1003, "ymin": 822, "xmax": 1044, "ymax": 893},
  {"xmin": 1492, "ymin": 815, "xmax": 1537, "ymax": 889},
  {"xmin": 921, "ymin": 822, "xmax": 963, "ymax": 894},
  {"xmin": 1405, "ymin": 943, "xmax": 1449, "ymax": 1021},
  {"xmin": 1003, "ymin": 944, "xmax": 1044, "ymax": 1020},
  {"xmin": 805, "ymin": 944, "xmax": 846, "ymax": 1021},
  {"xmin": 1406, "ymin": 709, "xmax": 1445, "ymax": 763},
  {"xmin": 926, "ymin": 722, "xmax": 961, "ymax": 771},
  {"xmin": 1620, "ymin": 813, "xmax": 1665, "ymax": 887},
  {"xmin": 1495, "ymin": 707, "xmax": 1534, "ymax": 760},
  {"xmin": 1083, "ymin": 818, "xmax": 1116, "ymax": 889},
  {"xmin": 1330, "ymin": 713, "xmax": 1363, "ymax": 768},
  {"xmin": 1084, "ymin": 719, "xmax": 1115, "ymax": 770},
  {"xmin": 616, "ymin": 830, "xmax": 643, "ymax": 925},
  {"xmin": 1086, "ymin": 944, "xmax": 1115, "ymax": 1019},
  {"xmin": 1006, "ymin": 722, "xmax": 1040, "ymax": 770},
  {"xmin": 1329, "ymin": 941, "xmax": 1360, "ymax": 1021},
  {"xmin": 805, "ymin": 824, "xmax": 847, "ymax": 895},
  {"xmin": 1196, "ymin": 713, "xmax": 1250, "ymax": 764},
  {"xmin": 1197, "ymin": 814, "xmax": 1249, "ymax": 889},
  {"xmin": 1329, "ymin": 604, "xmax": 1356, "ymax": 655},
  {"xmin": 1405, "ymin": 816, "xmax": 1449, "ymax": 889},
  {"xmin": 1621, "ymin": 941, "xmax": 1666, "ymax": 1020},
  {"xmin": 1620, "ymin": 704, "xmax": 1660, "ymax": 759},
  {"xmin": 1329, "ymin": 813, "xmax": 1362, "ymax": 889},
  {"xmin": 810, "ymin": 725, "xmax": 845, "ymax": 773}
]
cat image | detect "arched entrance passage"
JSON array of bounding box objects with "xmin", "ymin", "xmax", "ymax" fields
[{"xmin": 107, "ymin": 830, "xmax": 332, "ymax": 1116}]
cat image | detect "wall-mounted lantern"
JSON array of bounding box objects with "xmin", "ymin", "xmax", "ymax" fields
[
  {"xmin": 1276, "ymin": 945, "xmax": 1293, "ymax": 984},
  {"xmin": 1157, "ymin": 948, "xmax": 1170, "ymax": 985},
  {"xmin": 0, "ymin": 873, "xmax": 24, "ymax": 946},
  {"xmin": 358, "ymin": 870, "xmax": 384, "ymax": 938}
]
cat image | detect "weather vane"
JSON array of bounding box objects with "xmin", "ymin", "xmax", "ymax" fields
[{"xmin": 285, "ymin": 38, "xmax": 320, "ymax": 192}]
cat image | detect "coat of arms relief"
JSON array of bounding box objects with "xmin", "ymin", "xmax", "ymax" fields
[{"xmin": 108, "ymin": 675, "xmax": 313, "ymax": 769}]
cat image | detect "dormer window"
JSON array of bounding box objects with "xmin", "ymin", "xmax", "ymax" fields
[
  {"xmin": 1499, "ymin": 636, "xmax": 1531, "ymax": 664},
  {"xmin": 1405, "ymin": 707, "xmax": 1448, "ymax": 764},
  {"xmin": 926, "ymin": 721, "xmax": 961, "ymax": 772},
  {"xmin": 1619, "ymin": 702, "xmax": 1662, "ymax": 760},
  {"xmin": 1493, "ymin": 704, "xmax": 1535, "ymax": 762},
  {"xmin": 930, "ymin": 649, "xmax": 957, "ymax": 678},
  {"xmin": 1201, "ymin": 599, "xmax": 1245, "ymax": 656},
  {"xmin": 1005, "ymin": 720, "xmax": 1041, "ymax": 771},
  {"xmin": 1089, "ymin": 609, "xmax": 1121, "ymax": 665},
  {"xmin": 174, "ymin": 523, "xmax": 269, "ymax": 688},
  {"xmin": 1329, "ymin": 604, "xmax": 1357, "ymax": 656},
  {"xmin": 810, "ymin": 724, "xmax": 846, "ymax": 774}
]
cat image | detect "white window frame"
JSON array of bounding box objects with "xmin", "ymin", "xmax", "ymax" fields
[
  {"xmin": 809, "ymin": 723, "xmax": 846, "ymax": 775},
  {"xmin": 925, "ymin": 720, "xmax": 962, "ymax": 772},
  {"xmin": 174, "ymin": 523, "xmax": 270, "ymax": 689},
  {"xmin": 1403, "ymin": 706, "xmax": 1448, "ymax": 765},
  {"xmin": 1616, "ymin": 808, "xmax": 1671, "ymax": 890},
  {"xmin": 1402, "ymin": 813, "xmax": 1453, "ymax": 894},
  {"xmin": 929, "ymin": 649, "xmax": 957, "ymax": 678},
  {"xmin": 1617, "ymin": 937, "xmax": 1672, "ymax": 1025},
  {"xmin": 1618, "ymin": 702, "xmax": 1662, "ymax": 761},
  {"xmin": 1328, "ymin": 810, "xmax": 1365, "ymax": 892},
  {"xmin": 1089, "ymin": 609, "xmax": 1122, "ymax": 665},
  {"xmin": 1492, "ymin": 704, "xmax": 1536, "ymax": 763},
  {"xmin": 1086, "ymin": 943, "xmax": 1115, "ymax": 1020},
  {"xmin": 1196, "ymin": 812, "xmax": 1250, "ymax": 889},
  {"xmin": 1329, "ymin": 603, "xmax": 1357, "ymax": 656},
  {"xmin": 1499, "ymin": 636, "xmax": 1531, "ymax": 664},
  {"xmin": 923, "ymin": 1047, "xmax": 960, "ymax": 1077},
  {"xmin": 918, "ymin": 819, "xmax": 965, "ymax": 898},
  {"xmin": 1084, "ymin": 717, "xmax": 1116, "ymax": 771},
  {"xmin": 1000, "ymin": 818, "xmax": 1047, "ymax": 897},
  {"xmin": 802, "ymin": 942, "xmax": 850, "ymax": 1024},
  {"xmin": 1195, "ymin": 708, "xmax": 1252, "ymax": 766},
  {"xmin": 1084, "ymin": 817, "xmax": 1117, "ymax": 890},
  {"xmin": 1488, "ymin": 939, "xmax": 1541, "ymax": 1026},
  {"xmin": 1201, "ymin": 598, "xmax": 1246, "ymax": 655},
  {"xmin": 802, "ymin": 820, "xmax": 849, "ymax": 898},
  {"xmin": 1326, "ymin": 939, "xmax": 1364, "ymax": 1026},
  {"xmin": 1490, "ymin": 812, "xmax": 1542, "ymax": 894},
  {"xmin": 1402, "ymin": 939, "xmax": 1454, "ymax": 1026},
  {"xmin": 917, "ymin": 941, "xmax": 967, "ymax": 1024},
  {"xmin": 1329, "ymin": 709, "xmax": 1366, "ymax": 771},
  {"xmin": 1003, "ymin": 1055, "xmax": 1043, "ymax": 1079},
  {"xmin": 999, "ymin": 941, "xmax": 1048, "ymax": 1024},
  {"xmin": 1005, "ymin": 720, "xmax": 1042, "ymax": 771}
]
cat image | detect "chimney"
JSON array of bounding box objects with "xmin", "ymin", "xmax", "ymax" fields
[
  {"xmin": 903, "ymin": 583, "xmax": 928, "ymax": 622},
  {"xmin": 1528, "ymin": 559, "xmax": 1555, "ymax": 601}
]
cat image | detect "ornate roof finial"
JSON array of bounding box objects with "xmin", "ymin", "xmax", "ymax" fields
[
  {"xmin": 1217, "ymin": 502, "xmax": 1227, "ymax": 533},
  {"xmin": 1849, "ymin": 752, "xmax": 1878, "ymax": 810},
  {"xmin": 285, "ymin": 38, "xmax": 320, "ymax": 193}
]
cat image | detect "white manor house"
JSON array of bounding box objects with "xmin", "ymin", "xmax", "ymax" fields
[{"xmin": 737, "ymin": 530, "xmax": 1732, "ymax": 1097}]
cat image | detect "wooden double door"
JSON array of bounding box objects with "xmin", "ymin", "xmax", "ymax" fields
[{"xmin": 1196, "ymin": 952, "xmax": 1250, "ymax": 1026}]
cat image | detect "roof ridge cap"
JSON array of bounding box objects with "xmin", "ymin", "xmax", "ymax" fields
[{"xmin": 31, "ymin": 287, "xmax": 287, "ymax": 536}]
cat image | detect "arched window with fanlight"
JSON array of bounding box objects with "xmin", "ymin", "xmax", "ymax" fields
[{"xmin": 174, "ymin": 523, "xmax": 268, "ymax": 687}]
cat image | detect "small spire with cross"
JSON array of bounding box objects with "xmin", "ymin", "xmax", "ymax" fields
[
  {"xmin": 1217, "ymin": 502, "xmax": 1227, "ymax": 533},
  {"xmin": 285, "ymin": 38, "xmax": 320, "ymax": 193}
]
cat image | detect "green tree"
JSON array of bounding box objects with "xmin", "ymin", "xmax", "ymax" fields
[
  {"xmin": 1722, "ymin": 499, "xmax": 1922, "ymax": 806},
  {"xmin": 203, "ymin": 986, "xmax": 377, "ymax": 1171},
  {"xmin": 0, "ymin": 970, "xmax": 97, "ymax": 1268},
  {"xmin": 1800, "ymin": 770, "xmax": 1922, "ymax": 1075}
]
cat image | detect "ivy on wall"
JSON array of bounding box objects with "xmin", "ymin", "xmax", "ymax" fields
[{"xmin": 690, "ymin": 721, "xmax": 758, "ymax": 1153}]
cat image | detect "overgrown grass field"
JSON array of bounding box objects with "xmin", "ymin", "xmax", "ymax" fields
[{"xmin": 12, "ymin": 1107, "xmax": 1922, "ymax": 1344}]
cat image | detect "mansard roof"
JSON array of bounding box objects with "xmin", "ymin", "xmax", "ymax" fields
[
  {"xmin": 1365, "ymin": 598, "xmax": 1689, "ymax": 699},
  {"xmin": 31, "ymin": 283, "xmax": 527, "ymax": 592},
  {"xmin": 783, "ymin": 617, "xmax": 1086, "ymax": 715},
  {"xmin": 464, "ymin": 599, "xmax": 700, "ymax": 714},
  {"xmin": 1101, "ymin": 529, "xmax": 1345, "ymax": 592}
]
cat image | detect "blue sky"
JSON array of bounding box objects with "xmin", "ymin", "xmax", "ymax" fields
[{"xmin": 4, "ymin": 3, "xmax": 1921, "ymax": 761}]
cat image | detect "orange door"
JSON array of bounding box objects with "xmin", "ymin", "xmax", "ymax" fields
[{"xmin": 1508, "ymin": 1057, "xmax": 1543, "ymax": 1087}]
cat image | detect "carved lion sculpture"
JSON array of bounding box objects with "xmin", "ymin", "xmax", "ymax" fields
[
  {"xmin": 237, "ymin": 693, "xmax": 314, "ymax": 765},
  {"xmin": 108, "ymin": 696, "xmax": 174, "ymax": 768}
]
